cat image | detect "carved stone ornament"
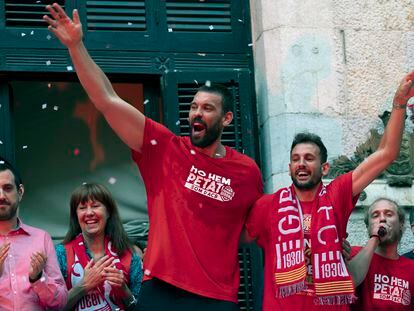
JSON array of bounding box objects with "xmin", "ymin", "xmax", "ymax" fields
[{"xmin": 325, "ymin": 111, "xmax": 414, "ymax": 187}]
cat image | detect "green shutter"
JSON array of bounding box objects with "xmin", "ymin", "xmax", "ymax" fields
[
  {"xmin": 86, "ymin": 1, "xmax": 146, "ymax": 31},
  {"xmin": 166, "ymin": 0, "xmax": 231, "ymax": 32},
  {"xmin": 5, "ymin": 0, "xmax": 65, "ymax": 28}
]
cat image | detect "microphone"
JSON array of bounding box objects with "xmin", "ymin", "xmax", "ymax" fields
[{"xmin": 378, "ymin": 226, "xmax": 387, "ymax": 238}]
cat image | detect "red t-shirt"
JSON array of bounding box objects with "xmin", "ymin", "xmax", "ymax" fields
[
  {"xmin": 132, "ymin": 118, "xmax": 263, "ymax": 302},
  {"xmin": 350, "ymin": 246, "xmax": 414, "ymax": 310},
  {"xmin": 246, "ymin": 172, "xmax": 357, "ymax": 311}
]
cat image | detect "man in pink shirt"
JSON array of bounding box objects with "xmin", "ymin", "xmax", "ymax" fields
[{"xmin": 0, "ymin": 157, "xmax": 67, "ymax": 310}]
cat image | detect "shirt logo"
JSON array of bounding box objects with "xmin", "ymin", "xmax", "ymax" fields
[
  {"xmin": 185, "ymin": 165, "xmax": 235, "ymax": 202},
  {"xmin": 373, "ymin": 273, "xmax": 411, "ymax": 306}
]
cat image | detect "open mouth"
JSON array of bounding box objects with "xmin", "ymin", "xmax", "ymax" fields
[
  {"xmin": 192, "ymin": 121, "xmax": 206, "ymax": 135},
  {"xmin": 296, "ymin": 170, "xmax": 310, "ymax": 180}
]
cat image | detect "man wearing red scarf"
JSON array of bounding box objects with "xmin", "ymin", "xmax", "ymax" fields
[{"xmin": 246, "ymin": 69, "xmax": 414, "ymax": 311}]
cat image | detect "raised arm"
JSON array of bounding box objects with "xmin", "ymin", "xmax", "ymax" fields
[
  {"xmin": 44, "ymin": 3, "xmax": 145, "ymax": 152},
  {"xmin": 352, "ymin": 70, "xmax": 414, "ymax": 196}
]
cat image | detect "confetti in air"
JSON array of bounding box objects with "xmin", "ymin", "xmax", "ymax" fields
[
  {"xmin": 42, "ymin": 103, "xmax": 47, "ymax": 109},
  {"xmin": 198, "ymin": 53, "xmax": 206, "ymax": 57},
  {"xmin": 194, "ymin": 80, "xmax": 199, "ymax": 85},
  {"xmin": 176, "ymin": 120, "xmax": 180, "ymax": 125},
  {"xmin": 248, "ymin": 43, "xmax": 253, "ymax": 47},
  {"xmin": 30, "ymin": 31, "xmax": 34, "ymax": 35},
  {"xmin": 108, "ymin": 177, "xmax": 117, "ymax": 185},
  {"xmin": 73, "ymin": 148, "xmax": 80, "ymax": 156},
  {"xmin": 205, "ymin": 80, "xmax": 211, "ymax": 87},
  {"xmin": 150, "ymin": 139, "xmax": 157, "ymax": 145},
  {"xmin": 67, "ymin": 66, "xmax": 73, "ymax": 71},
  {"xmin": 0, "ymin": 141, "xmax": 3, "ymax": 144},
  {"xmin": 0, "ymin": 161, "xmax": 4, "ymax": 164},
  {"xmin": 209, "ymin": 25, "xmax": 214, "ymax": 30},
  {"xmin": 190, "ymin": 150, "xmax": 196, "ymax": 155},
  {"xmin": 46, "ymin": 34, "xmax": 52, "ymax": 40},
  {"xmin": 53, "ymin": 106, "xmax": 59, "ymax": 111},
  {"xmin": 168, "ymin": 28, "xmax": 173, "ymax": 32},
  {"xmin": 48, "ymin": 83, "xmax": 52, "ymax": 88},
  {"xmin": 46, "ymin": 60, "xmax": 51, "ymax": 66},
  {"xmin": 128, "ymin": 22, "xmax": 133, "ymax": 26},
  {"xmin": 22, "ymin": 145, "xmax": 28, "ymax": 149},
  {"xmin": 143, "ymin": 99, "xmax": 150, "ymax": 105},
  {"xmin": 21, "ymin": 33, "xmax": 26, "ymax": 37}
]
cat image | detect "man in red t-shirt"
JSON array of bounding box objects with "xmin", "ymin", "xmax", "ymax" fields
[
  {"xmin": 349, "ymin": 198, "xmax": 414, "ymax": 310},
  {"xmin": 44, "ymin": 4, "xmax": 263, "ymax": 311},
  {"xmin": 246, "ymin": 70, "xmax": 414, "ymax": 311}
]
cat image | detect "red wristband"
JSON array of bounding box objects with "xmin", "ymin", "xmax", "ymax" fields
[{"xmin": 369, "ymin": 234, "xmax": 380, "ymax": 240}]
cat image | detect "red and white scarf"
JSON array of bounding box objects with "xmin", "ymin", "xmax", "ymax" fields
[
  {"xmin": 65, "ymin": 234, "xmax": 131, "ymax": 311},
  {"xmin": 271, "ymin": 184, "xmax": 355, "ymax": 305}
]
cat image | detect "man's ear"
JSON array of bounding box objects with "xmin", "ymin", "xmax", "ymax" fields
[
  {"xmin": 222, "ymin": 111, "xmax": 233, "ymax": 127},
  {"xmin": 17, "ymin": 184, "xmax": 24, "ymax": 201},
  {"xmin": 321, "ymin": 162, "xmax": 330, "ymax": 177}
]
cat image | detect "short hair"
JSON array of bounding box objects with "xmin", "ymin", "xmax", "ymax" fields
[
  {"xmin": 0, "ymin": 156, "xmax": 23, "ymax": 187},
  {"xmin": 63, "ymin": 182, "xmax": 133, "ymax": 255},
  {"xmin": 290, "ymin": 132, "xmax": 328, "ymax": 163},
  {"xmin": 196, "ymin": 83, "xmax": 233, "ymax": 114},
  {"xmin": 364, "ymin": 198, "xmax": 405, "ymax": 240}
]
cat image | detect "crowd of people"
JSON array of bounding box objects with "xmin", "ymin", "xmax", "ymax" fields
[{"xmin": 1, "ymin": 2, "xmax": 414, "ymax": 310}]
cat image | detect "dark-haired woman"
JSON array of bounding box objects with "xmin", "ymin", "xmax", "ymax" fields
[{"xmin": 55, "ymin": 183, "xmax": 142, "ymax": 311}]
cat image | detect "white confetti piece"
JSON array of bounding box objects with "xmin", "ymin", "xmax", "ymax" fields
[
  {"xmin": 21, "ymin": 33, "xmax": 26, "ymax": 37},
  {"xmin": 53, "ymin": 106, "xmax": 59, "ymax": 111},
  {"xmin": 150, "ymin": 139, "xmax": 157, "ymax": 145},
  {"xmin": 176, "ymin": 120, "xmax": 180, "ymax": 125},
  {"xmin": 194, "ymin": 80, "xmax": 198, "ymax": 85},
  {"xmin": 67, "ymin": 66, "xmax": 73, "ymax": 71},
  {"xmin": 198, "ymin": 53, "xmax": 206, "ymax": 57},
  {"xmin": 143, "ymin": 99, "xmax": 149, "ymax": 105},
  {"xmin": 46, "ymin": 34, "xmax": 52, "ymax": 40},
  {"xmin": 46, "ymin": 60, "xmax": 51, "ymax": 66},
  {"xmin": 248, "ymin": 43, "xmax": 253, "ymax": 47},
  {"xmin": 108, "ymin": 177, "xmax": 117, "ymax": 184},
  {"xmin": 168, "ymin": 28, "xmax": 173, "ymax": 32},
  {"xmin": 0, "ymin": 140, "xmax": 3, "ymax": 144},
  {"xmin": 190, "ymin": 150, "xmax": 196, "ymax": 155},
  {"xmin": 22, "ymin": 145, "xmax": 28, "ymax": 149},
  {"xmin": 48, "ymin": 83, "xmax": 52, "ymax": 88},
  {"xmin": 205, "ymin": 80, "xmax": 211, "ymax": 87},
  {"xmin": 209, "ymin": 25, "xmax": 214, "ymax": 30},
  {"xmin": 127, "ymin": 22, "xmax": 133, "ymax": 26},
  {"xmin": 0, "ymin": 160, "xmax": 4, "ymax": 164},
  {"xmin": 30, "ymin": 30, "xmax": 34, "ymax": 35},
  {"xmin": 42, "ymin": 103, "xmax": 47, "ymax": 109},
  {"xmin": 238, "ymin": 19, "xmax": 243, "ymax": 22}
]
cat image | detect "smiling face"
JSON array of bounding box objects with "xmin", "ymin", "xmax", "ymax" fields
[
  {"xmin": 289, "ymin": 143, "xmax": 329, "ymax": 191},
  {"xmin": 76, "ymin": 199, "xmax": 109, "ymax": 238},
  {"xmin": 189, "ymin": 91, "xmax": 231, "ymax": 148},
  {"xmin": 0, "ymin": 169, "xmax": 23, "ymax": 222}
]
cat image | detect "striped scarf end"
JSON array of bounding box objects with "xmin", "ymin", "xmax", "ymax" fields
[
  {"xmin": 315, "ymin": 294, "xmax": 357, "ymax": 305},
  {"xmin": 277, "ymin": 281, "xmax": 306, "ymax": 298}
]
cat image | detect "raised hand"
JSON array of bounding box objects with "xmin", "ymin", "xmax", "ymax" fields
[
  {"xmin": 82, "ymin": 255, "xmax": 114, "ymax": 292},
  {"xmin": 0, "ymin": 242, "xmax": 10, "ymax": 277},
  {"xmin": 29, "ymin": 251, "xmax": 47, "ymax": 281},
  {"xmin": 43, "ymin": 3, "xmax": 83, "ymax": 48},
  {"xmin": 393, "ymin": 70, "xmax": 414, "ymax": 106}
]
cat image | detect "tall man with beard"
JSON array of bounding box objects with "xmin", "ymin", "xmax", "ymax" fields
[
  {"xmin": 0, "ymin": 157, "xmax": 67, "ymax": 310},
  {"xmin": 43, "ymin": 3, "xmax": 263, "ymax": 311},
  {"xmin": 245, "ymin": 69, "xmax": 414, "ymax": 311},
  {"xmin": 349, "ymin": 198, "xmax": 414, "ymax": 310}
]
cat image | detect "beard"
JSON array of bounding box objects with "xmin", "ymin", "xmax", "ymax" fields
[
  {"xmin": 190, "ymin": 117, "xmax": 223, "ymax": 148},
  {"xmin": 291, "ymin": 172, "xmax": 322, "ymax": 190},
  {"xmin": 0, "ymin": 201, "xmax": 18, "ymax": 221}
]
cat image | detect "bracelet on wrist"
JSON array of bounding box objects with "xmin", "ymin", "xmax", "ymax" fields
[{"xmin": 392, "ymin": 103, "xmax": 407, "ymax": 109}]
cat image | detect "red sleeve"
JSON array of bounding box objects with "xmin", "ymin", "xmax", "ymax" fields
[{"xmin": 245, "ymin": 194, "xmax": 273, "ymax": 244}]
